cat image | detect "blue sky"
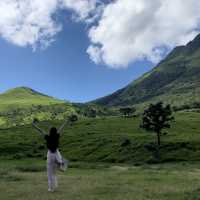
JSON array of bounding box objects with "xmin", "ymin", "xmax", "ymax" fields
[
  {"xmin": 0, "ymin": 0, "xmax": 199, "ymax": 102},
  {"xmin": 0, "ymin": 20, "xmax": 153, "ymax": 102}
]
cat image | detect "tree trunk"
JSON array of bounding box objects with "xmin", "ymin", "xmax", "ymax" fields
[
  {"xmin": 154, "ymin": 131, "xmax": 161, "ymax": 161},
  {"xmin": 157, "ymin": 131, "xmax": 161, "ymax": 146}
]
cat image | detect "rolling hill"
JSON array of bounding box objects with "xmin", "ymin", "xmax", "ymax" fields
[
  {"xmin": 0, "ymin": 87, "xmax": 75, "ymax": 127},
  {"xmin": 0, "ymin": 87, "xmax": 64, "ymax": 111},
  {"xmin": 93, "ymin": 34, "xmax": 200, "ymax": 108},
  {"xmin": 0, "ymin": 87, "xmax": 113, "ymax": 127},
  {"xmin": 2, "ymin": 32, "xmax": 200, "ymax": 127}
]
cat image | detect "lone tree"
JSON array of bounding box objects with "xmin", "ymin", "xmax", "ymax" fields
[
  {"xmin": 88, "ymin": 107, "xmax": 97, "ymax": 118},
  {"xmin": 119, "ymin": 107, "xmax": 136, "ymax": 117},
  {"xmin": 140, "ymin": 102, "xmax": 174, "ymax": 147},
  {"xmin": 68, "ymin": 114, "xmax": 78, "ymax": 124}
]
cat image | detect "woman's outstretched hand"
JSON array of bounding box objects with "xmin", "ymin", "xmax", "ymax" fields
[
  {"xmin": 58, "ymin": 118, "xmax": 68, "ymax": 135},
  {"xmin": 33, "ymin": 118, "xmax": 39, "ymax": 124},
  {"xmin": 58, "ymin": 115, "xmax": 78, "ymax": 135}
]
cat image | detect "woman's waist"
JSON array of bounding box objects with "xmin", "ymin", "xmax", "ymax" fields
[{"xmin": 47, "ymin": 149, "xmax": 60, "ymax": 154}]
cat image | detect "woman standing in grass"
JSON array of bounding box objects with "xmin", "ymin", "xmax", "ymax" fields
[{"xmin": 32, "ymin": 118, "xmax": 69, "ymax": 192}]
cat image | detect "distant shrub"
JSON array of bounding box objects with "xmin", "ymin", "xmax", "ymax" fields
[
  {"xmin": 119, "ymin": 107, "xmax": 136, "ymax": 118},
  {"xmin": 12, "ymin": 153, "xmax": 24, "ymax": 159},
  {"xmin": 121, "ymin": 138, "xmax": 131, "ymax": 147}
]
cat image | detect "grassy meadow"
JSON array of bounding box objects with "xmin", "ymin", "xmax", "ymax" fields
[
  {"xmin": 0, "ymin": 110, "xmax": 200, "ymax": 199},
  {"xmin": 0, "ymin": 111, "xmax": 200, "ymax": 163},
  {"xmin": 1, "ymin": 160, "xmax": 200, "ymax": 200}
]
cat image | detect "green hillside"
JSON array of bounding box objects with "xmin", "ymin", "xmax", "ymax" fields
[
  {"xmin": 0, "ymin": 111, "xmax": 200, "ymax": 164},
  {"xmin": 0, "ymin": 87, "xmax": 63, "ymax": 111},
  {"xmin": 93, "ymin": 34, "xmax": 200, "ymax": 108},
  {"xmin": 0, "ymin": 87, "xmax": 115, "ymax": 128},
  {"xmin": 0, "ymin": 87, "xmax": 76, "ymax": 127}
]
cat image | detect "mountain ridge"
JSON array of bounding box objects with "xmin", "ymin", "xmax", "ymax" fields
[
  {"xmin": 92, "ymin": 33, "xmax": 200, "ymax": 107},
  {"xmin": 2, "ymin": 32, "xmax": 200, "ymax": 110},
  {"xmin": 1, "ymin": 86, "xmax": 57, "ymax": 99}
]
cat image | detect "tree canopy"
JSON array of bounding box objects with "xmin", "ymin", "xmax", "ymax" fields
[{"xmin": 141, "ymin": 102, "xmax": 174, "ymax": 146}]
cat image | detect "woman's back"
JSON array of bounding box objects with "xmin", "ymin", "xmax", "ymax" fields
[{"xmin": 45, "ymin": 127, "xmax": 60, "ymax": 153}]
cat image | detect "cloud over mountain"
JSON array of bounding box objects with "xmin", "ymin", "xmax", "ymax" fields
[{"xmin": 87, "ymin": 0, "xmax": 200, "ymax": 68}]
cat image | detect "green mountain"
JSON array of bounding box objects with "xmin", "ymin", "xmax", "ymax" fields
[
  {"xmin": 0, "ymin": 87, "xmax": 113, "ymax": 127},
  {"xmin": 93, "ymin": 34, "xmax": 200, "ymax": 108},
  {"xmin": 0, "ymin": 87, "xmax": 63, "ymax": 111},
  {"xmin": 0, "ymin": 87, "xmax": 75, "ymax": 127}
]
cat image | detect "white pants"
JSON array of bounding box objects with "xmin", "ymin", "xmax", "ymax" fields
[{"xmin": 47, "ymin": 150, "xmax": 62, "ymax": 190}]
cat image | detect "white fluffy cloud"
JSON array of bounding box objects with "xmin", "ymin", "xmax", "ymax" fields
[
  {"xmin": 1, "ymin": 0, "xmax": 200, "ymax": 68},
  {"xmin": 0, "ymin": 0, "xmax": 98, "ymax": 49},
  {"xmin": 0, "ymin": 0, "xmax": 61, "ymax": 49},
  {"xmin": 87, "ymin": 0, "xmax": 200, "ymax": 68},
  {"xmin": 61, "ymin": 0, "xmax": 101, "ymax": 22}
]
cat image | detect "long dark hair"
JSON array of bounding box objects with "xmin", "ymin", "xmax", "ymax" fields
[{"xmin": 49, "ymin": 127, "xmax": 57, "ymax": 136}]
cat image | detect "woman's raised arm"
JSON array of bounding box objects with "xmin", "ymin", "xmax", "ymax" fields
[
  {"xmin": 58, "ymin": 119, "xmax": 69, "ymax": 135},
  {"xmin": 32, "ymin": 119, "xmax": 47, "ymax": 136}
]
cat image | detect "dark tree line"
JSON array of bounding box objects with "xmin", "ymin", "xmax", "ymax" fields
[
  {"xmin": 173, "ymin": 102, "xmax": 200, "ymax": 111},
  {"xmin": 119, "ymin": 107, "xmax": 136, "ymax": 117}
]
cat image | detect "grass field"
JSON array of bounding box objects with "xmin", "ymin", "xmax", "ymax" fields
[
  {"xmin": 0, "ymin": 111, "xmax": 200, "ymax": 199},
  {"xmin": 0, "ymin": 111, "xmax": 200, "ymax": 164},
  {"xmin": 1, "ymin": 159, "xmax": 200, "ymax": 200}
]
